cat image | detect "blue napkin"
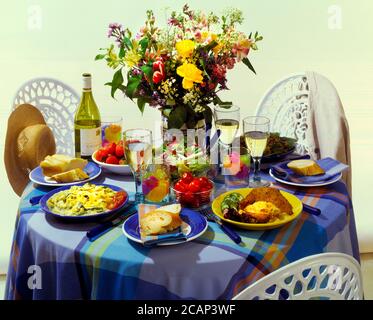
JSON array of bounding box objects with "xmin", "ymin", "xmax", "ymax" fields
[
  {"xmin": 138, "ymin": 204, "xmax": 187, "ymax": 246},
  {"xmin": 143, "ymin": 229, "xmax": 187, "ymax": 247},
  {"xmin": 271, "ymin": 157, "xmax": 349, "ymax": 184}
]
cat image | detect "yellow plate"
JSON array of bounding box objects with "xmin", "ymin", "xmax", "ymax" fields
[{"xmin": 211, "ymin": 188, "xmax": 303, "ymax": 230}]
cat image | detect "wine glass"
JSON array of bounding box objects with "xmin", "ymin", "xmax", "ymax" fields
[
  {"xmin": 123, "ymin": 129, "xmax": 153, "ymax": 203},
  {"xmin": 213, "ymin": 105, "xmax": 240, "ymax": 149},
  {"xmin": 242, "ymin": 116, "xmax": 270, "ymax": 188}
]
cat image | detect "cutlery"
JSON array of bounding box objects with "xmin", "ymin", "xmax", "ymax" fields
[
  {"xmin": 199, "ymin": 207, "xmax": 242, "ymax": 244},
  {"xmin": 29, "ymin": 195, "xmax": 44, "ymax": 206},
  {"xmin": 302, "ymin": 203, "xmax": 321, "ymax": 216},
  {"xmin": 87, "ymin": 204, "xmax": 137, "ymax": 242}
]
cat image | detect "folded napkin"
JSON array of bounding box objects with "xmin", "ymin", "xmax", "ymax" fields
[
  {"xmin": 271, "ymin": 157, "xmax": 349, "ymax": 184},
  {"xmin": 138, "ymin": 204, "xmax": 187, "ymax": 247}
]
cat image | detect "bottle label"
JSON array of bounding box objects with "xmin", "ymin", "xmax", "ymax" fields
[{"xmin": 80, "ymin": 127, "xmax": 102, "ymax": 156}]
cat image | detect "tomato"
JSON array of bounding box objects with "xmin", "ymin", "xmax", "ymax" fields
[
  {"xmin": 198, "ymin": 177, "xmax": 211, "ymax": 188},
  {"xmin": 106, "ymin": 142, "xmax": 116, "ymax": 155},
  {"xmin": 188, "ymin": 179, "xmax": 201, "ymax": 193},
  {"xmin": 174, "ymin": 181, "xmax": 187, "ymax": 193},
  {"xmin": 115, "ymin": 144, "xmax": 124, "ymax": 158},
  {"xmin": 107, "ymin": 191, "xmax": 127, "ymax": 210},
  {"xmin": 181, "ymin": 172, "xmax": 193, "ymax": 184},
  {"xmin": 106, "ymin": 155, "xmax": 119, "ymax": 165},
  {"xmin": 182, "ymin": 192, "xmax": 195, "ymax": 205}
]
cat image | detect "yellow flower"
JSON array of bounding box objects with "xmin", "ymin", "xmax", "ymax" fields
[
  {"xmin": 176, "ymin": 40, "xmax": 195, "ymax": 59},
  {"xmin": 107, "ymin": 46, "xmax": 119, "ymax": 69},
  {"xmin": 200, "ymin": 31, "xmax": 217, "ymax": 43},
  {"xmin": 176, "ymin": 63, "xmax": 203, "ymax": 90},
  {"xmin": 124, "ymin": 41, "xmax": 141, "ymax": 67}
]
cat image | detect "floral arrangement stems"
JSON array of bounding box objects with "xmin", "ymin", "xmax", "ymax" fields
[{"xmin": 96, "ymin": 4, "xmax": 262, "ymax": 129}]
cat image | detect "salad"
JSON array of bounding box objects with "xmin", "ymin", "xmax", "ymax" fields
[{"xmin": 162, "ymin": 141, "xmax": 210, "ymax": 180}]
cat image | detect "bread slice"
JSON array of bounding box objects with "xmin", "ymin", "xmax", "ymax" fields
[
  {"xmin": 155, "ymin": 204, "xmax": 181, "ymax": 215},
  {"xmin": 51, "ymin": 168, "xmax": 89, "ymax": 183},
  {"xmin": 140, "ymin": 204, "xmax": 182, "ymax": 236},
  {"xmin": 40, "ymin": 154, "xmax": 87, "ymax": 177},
  {"xmin": 287, "ymin": 159, "xmax": 325, "ymax": 176}
]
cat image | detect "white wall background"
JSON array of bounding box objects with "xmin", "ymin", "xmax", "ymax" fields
[{"xmin": 0, "ymin": 0, "xmax": 372, "ymax": 273}]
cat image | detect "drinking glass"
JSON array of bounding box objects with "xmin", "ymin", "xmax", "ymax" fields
[
  {"xmin": 142, "ymin": 164, "xmax": 170, "ymax": 204},
  {"xmin": 101, "ymin": 116, "xmax": 123, "ymax": 146},
  {"xmin": 221, "ymin": 147, "xmax": 250, "ymax": 189},
  {"xmin": 242, "ymin": 116, "xmax": 270, "ymax": 188},
  {"xmin": 213, "ymin": 105, "xmax": 240, "ymax": 149},
  {"xmin": 123, "ymin": 129, "xmax": 153, "ymax": 203}
]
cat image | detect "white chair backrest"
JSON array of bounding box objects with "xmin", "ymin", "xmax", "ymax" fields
[
  {"xmin": 256, "ymin": 73, "xmax": 314, "ymax": 157},
  {"xmin": 233, "ymin": 253, "xmax": 363, "ymax": 300},
  {"xmin": 13, "ymin": 77, "xmax": 80, "ymax": 157}
]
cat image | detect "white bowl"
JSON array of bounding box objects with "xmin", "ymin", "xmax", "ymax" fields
[{"xmin": 92, "ymin": 151, "xmax": 132, "ymax": 175}]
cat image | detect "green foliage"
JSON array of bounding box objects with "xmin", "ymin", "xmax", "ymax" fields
[
  {"xmin": 126, "ymin": 75, "xmax": 142, "ymax": 99},
  {"xmin": 105, "ymin": 68, "xmax": 125, "ymax": 98},
  {"xmin": 242, "ymin": 57, "xmax": 256, "ymax": 74}
]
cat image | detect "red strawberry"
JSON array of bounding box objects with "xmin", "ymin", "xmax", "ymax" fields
[
  {"xmin": 115, "ymin": 144, "xmax": 124, "ymax": 158},
  {"xmin": 106, "ymin": 143, "xmax": 116, "ymax": 155},
  {"xmin": 106, "ymin": 155, "xmax": 119, "ymax": 165},
  {"xmin": 95, "ymin": 149, "xmax": 104, "ymax": 162}
]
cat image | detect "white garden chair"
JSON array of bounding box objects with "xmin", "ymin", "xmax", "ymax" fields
[
  {"xmin": 233, "ymin": 253, "xmax": 363, "ymax": 300},
  {"xmin": 13, "ymin": 77, "xmax": 80, "ymax": 157},
  {"xmin": 256, "ymin": 72, "xmax": 315, "ymax": 157}
]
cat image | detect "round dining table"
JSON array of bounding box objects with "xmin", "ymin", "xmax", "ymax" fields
[{"xmin": 5, "ymin": 170, "xmax": 359, "ymax": 300}]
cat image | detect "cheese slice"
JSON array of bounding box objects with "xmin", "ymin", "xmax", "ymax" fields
[
  {"xmin": 40, "ymin": 154, "xmax": 87, "ymax": 177},
  {"xmin": 287, "ymin": 159, "xmax": 325, "ymax": 176}
]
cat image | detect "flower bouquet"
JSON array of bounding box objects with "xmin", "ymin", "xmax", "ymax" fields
[{"xmin": 96, "ymin": 4, "xmax": 262, "ymax": 129}]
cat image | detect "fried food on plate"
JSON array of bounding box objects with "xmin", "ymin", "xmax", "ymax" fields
[
  {"xmin": 239, "ymin": 201, "xmax": 281, "ymax": 223},
  {"xmin": 240, "ymin": 187, "xmax": 293, "ymax": 215}
]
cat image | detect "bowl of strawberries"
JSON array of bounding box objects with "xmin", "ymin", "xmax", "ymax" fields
[
  {"xmin": 92, "ymin": 141, "xmax": 131, "ymax": 175},
  {"xmin": 171, "ymin": 172, "xmax": 214, "ymax": 209}
]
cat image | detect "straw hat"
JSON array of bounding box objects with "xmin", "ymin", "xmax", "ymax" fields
[{"xmin": 4, "ymin": 104, "xmax": 56, "ymax": 195}]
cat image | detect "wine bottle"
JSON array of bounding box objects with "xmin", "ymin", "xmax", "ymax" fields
[{"xmin": 74, "ymin": 73, "xmax": 102, "ymax": 159}]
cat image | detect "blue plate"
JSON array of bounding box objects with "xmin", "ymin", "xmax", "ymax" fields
[
  {"xmin": 261, "ymin": 146, "xmax": 296, "ymax": 163},
  {"xmin": 40, "ymin": 183, "xmax": 128, "ymax": 222},
  {"xmin": 29, "ymin": 162, "xmax": 101, "ymax": 187},
  {"xmin": 122, "ymin": 208, "xmax": 208, "ymax": 246}
]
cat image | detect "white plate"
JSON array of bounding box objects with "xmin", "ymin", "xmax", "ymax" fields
[
  {"xmin": 269, "ymin": 168, "xmax": 342, "ymax": 187},
  {"xmin": 92, "ymin": 151, "xmax": 132, "ymax": 175}
]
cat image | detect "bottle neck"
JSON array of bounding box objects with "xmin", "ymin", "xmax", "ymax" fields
[{"xmin": 81, "ymin": 90, "xmax": 94, "ymax": 101}]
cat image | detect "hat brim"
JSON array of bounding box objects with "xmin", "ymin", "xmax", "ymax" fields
[{"xmin": 4, "ymin": 104, "xmax": 56, "ymax": 196}]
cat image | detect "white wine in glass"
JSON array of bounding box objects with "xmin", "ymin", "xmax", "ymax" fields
[
  {"xmin": 214, "ymin": 105, "xmax": 240, "ymax": 148},
  {"xmin": 244, "ymin": 131, "xmax": 268, "ymax": 158},
  {"xmin": 243, "ymin": 116, "xmax": 270, "ymax": 188},
  {"xmin": 215, "ymin": 119, "xmax": 240, "ymax": 146},
  {"xmin": 124, "ymin": 129, "xmax": 152, "ymax": 203}
]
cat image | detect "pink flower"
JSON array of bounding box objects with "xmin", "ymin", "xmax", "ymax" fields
[{"xmin": 232, "ymin": 38, "xmax": 251, "ymax": 62}]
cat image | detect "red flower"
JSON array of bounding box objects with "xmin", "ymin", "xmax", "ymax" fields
[{"xmin": 152, "ymin": 58, "xmax": 165, "ymax": 84}]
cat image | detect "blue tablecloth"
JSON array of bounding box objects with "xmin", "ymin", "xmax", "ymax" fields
[{"xmin": 5, "ymin": 171, "xmax": 359, "ymax": 300}]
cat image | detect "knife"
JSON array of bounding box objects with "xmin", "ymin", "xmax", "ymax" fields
[
  {"xmin": 87, "ymin": 205, "xmax": 137, "ymax": 241},
  {"xmin": 302, "ymin": 203, "xmax": 321, "ymax": 216}
]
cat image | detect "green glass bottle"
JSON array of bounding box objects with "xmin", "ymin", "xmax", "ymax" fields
[{"xmin": 74, "ymin": 73, "xmax": 102, "ymax": 159}]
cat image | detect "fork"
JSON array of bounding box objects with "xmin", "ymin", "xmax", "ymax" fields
[{"xmin": 199, "ymin": 207, "xmax": 242, "ymax": 244}]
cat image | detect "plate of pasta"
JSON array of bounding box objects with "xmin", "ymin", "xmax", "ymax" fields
[{"xmin": 40, "ymin": 182, "xmax": 128, "ymax": 221}]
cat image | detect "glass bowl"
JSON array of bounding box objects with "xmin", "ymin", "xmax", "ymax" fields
[{"xmin": 170, "ymin": 179, "xmax": 215, "ymax": 209}]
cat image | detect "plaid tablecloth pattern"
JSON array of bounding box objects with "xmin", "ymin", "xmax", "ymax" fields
[{"xmin": 5, "ymin": 172, "xmax": 359, "ymax": 300}]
